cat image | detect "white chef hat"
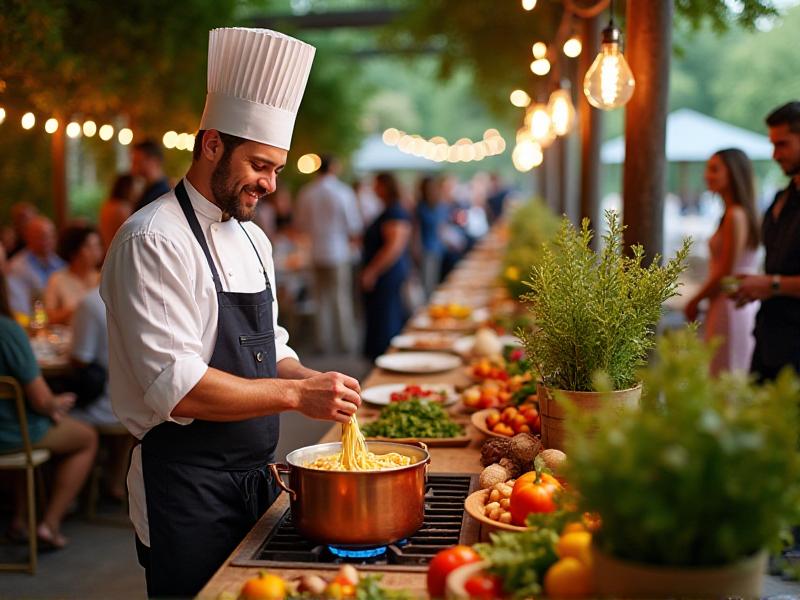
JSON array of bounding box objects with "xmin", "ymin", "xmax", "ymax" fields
[{"xmin": 198, "ymin": 27, "xmax": 316, "ymax": 151}]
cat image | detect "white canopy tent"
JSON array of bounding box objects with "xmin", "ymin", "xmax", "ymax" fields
[
  {"xmin": 351, "ymin": 134, "xmax": 443, "ymax": 173},
  {"xmin": 601, "ymin": 108, "xmax": 774, "ymax": 164}
]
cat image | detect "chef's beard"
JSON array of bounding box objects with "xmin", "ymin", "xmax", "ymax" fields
[{"xmin": 210, "ymin": 152, "xmax": 266, "ymax": 222}]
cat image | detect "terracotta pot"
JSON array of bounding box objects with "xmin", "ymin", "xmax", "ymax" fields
[
  {"xmin": 537, "ymin": 383, "xmax": 641, "ymax": 451},
  {"xmin": 592, "ymin": 545, "xmax": 767, "ymax": 598}
]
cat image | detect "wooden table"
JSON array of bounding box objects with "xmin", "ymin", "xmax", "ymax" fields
[{"xmin": 198, "ymin": 231, "xmax": 508, "ymax": 600}]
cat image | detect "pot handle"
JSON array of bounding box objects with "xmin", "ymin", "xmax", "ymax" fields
[
  {"xmin": 267, "ymin": 463, "xmax": 297, "ymax": 501},
  {"xmin": 412, "ymin": 441, "xmax": 430, "ymax": 480}
]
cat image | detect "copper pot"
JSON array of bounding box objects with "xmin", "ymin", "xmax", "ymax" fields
[{"xmin": 268, "ymin": 441, "xmax": 429, "ymax": 547}]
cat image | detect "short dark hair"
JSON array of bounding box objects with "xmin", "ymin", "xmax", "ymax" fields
[
  {"xmin": 192, "ymin": 130, "xmax": 248, "ymax": 161},
  {"xmin": 133, "ymin": 139, "xmax": 164, "ymax": 162},
  {"xmin": 57, "ymin": 224, "xmax": 97, "ymax": 263},
  {"xmin": 765, "ymin": 101, "xmax": 800, "ymax": 133},
  {"xmin": 319, "ymin": 154, "xmax": 337, "ymax": 174},
  {"xmin": 110, "ymin": 174, "xmax": 136, "ymax": 202}
]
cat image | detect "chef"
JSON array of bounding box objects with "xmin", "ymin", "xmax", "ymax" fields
[{"xmin": 100, "ymin": 28, "xmax": 361, "ymax": 598}]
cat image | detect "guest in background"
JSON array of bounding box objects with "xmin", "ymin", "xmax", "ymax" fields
[
  {"xmin": 0, "ymin": 246, "xmax": 97, "ymax": 549},
  {"xmin": 415, "ymin": 176, "xmax": 448, "ymax": 299},
  {"xmin": 99, "ymin": 174, "xmax": 139, "ymax": 250},
  {"xmin": 684, "ymin": 149, "xmax": 760, "ymax": 375},
  {"xmin": 353, "ymin": 176, "xmax": 382, "ymax": 228},
  {"xmin": 361, "ymin": 172, "xmax": 412, "ymax": 359},
  {"xmin": 7, "ymin": 215, "xmax": 64, "ymax": 317},
  {"xmin": 439, "ymin": 175, "xmax": 469, "ymax": 281},
  {"xmin": 295, "ymin": 155, "xmax": 362, "ymax": 354},
  {"xmin": 43, "ymin": 224, "xmax": 103, "ymax": 325},
  {"xmin": 131, "ymin": 139, "xmax": 171, "ymax": 212},
  {"xmin": 7, "ymin": 202, "xmax": 39, "ymax": 258},
  {"xmin": 486, "ymin": 172, "xmax": 511, "ymax": 224}
]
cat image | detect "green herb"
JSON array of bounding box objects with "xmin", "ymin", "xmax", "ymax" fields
[
  {"xmin": 474, "ymin": 527, "xmax": 559, "ymax": 598},
  {"xmin": 520, "ymin": 210, "xmax": 690, "ymax": 391},
  {"xmin": 361, "ymin": 399, "xmax": 463, "ymax": 438},
  {"xmin": 355, "ymin": 575, "xmax": 414, "ymax": 600},
  {"xmin": 566, "ymin": 328, "xmax": 800, "ymax": 567}
]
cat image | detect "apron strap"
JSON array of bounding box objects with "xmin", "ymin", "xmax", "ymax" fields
[
  {"xmin": 175, "ymin": 180, "xmax": 223, "ymax": 294},
  {"xmin": 238, "ymin": 222, "xmax": 270, "ymax": 287}
]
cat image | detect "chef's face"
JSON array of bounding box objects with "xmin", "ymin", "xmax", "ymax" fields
[
  {"xmin": 769, "ymin": 123, "xmax": 800, "ymax": 177},
  {"xmin": 210, "ymin": 140, "xmax": 287, "ymax": 222}
]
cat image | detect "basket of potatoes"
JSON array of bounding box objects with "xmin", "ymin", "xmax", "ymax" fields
[{"xmin": 464, "ymin": 479, "xmax": 528, "ymax": 541}]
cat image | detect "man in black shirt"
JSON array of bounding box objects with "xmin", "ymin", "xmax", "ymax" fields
[
  {"xmin": 736, "ymin": 101, "xmax": 800, "ymax": 382},
  {"xmin": 131, "ymin": 139, "xmax": 171, "ymax": 212}
]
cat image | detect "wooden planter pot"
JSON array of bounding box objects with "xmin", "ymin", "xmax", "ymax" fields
[
  {"xmin": 592, "ymin": 545, "xmax": 767, "ymax": 598},
  {"xmin": 537, "ymin": 383, "xmax": 642, "ymax": 451}
]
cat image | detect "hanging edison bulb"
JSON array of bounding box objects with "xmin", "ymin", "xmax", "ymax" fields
[
  {"xmin": 512, "ymin": 140, "xmax": 543, "ymax": 172},
  {"xmin": 583, "ymin": 23, "xmax": 635, "ymax": 110},
  {"xmin": 548, "ymin": 89, "xmax": 576, "ymax": 136},
  {"xmin": 526, "ymin": 103, "xmax": 555, "ymax": 148}
]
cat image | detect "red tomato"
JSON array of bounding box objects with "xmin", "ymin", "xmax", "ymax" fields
[
  {"xmin": 510, "ymin": 472, "xmax": 562, "ymax": 525},
  {"xmin": 464, "ymin": 572, "xmax": 505, "ymax": 599},
  {"xmin": 427, "ymin": 545, "xmax": 481, "ymax": 598}
]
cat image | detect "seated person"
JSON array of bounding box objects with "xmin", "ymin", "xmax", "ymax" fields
[
  {"xmin": 0, "ymin": 247, "xmax": 97, "ymax": 549},
  {"xmin": 69, "ymin": 287, "xmax": 133, "ymax": 500},
  {"xmin": 7, "ymin": 216, "xmax": 64, "ymax": 317},
  {"xmin": 43, "ymin": 224, "xmax": 103, "ymax": 325}
]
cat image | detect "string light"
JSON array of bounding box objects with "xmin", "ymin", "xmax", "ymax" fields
[
  {"xmin": 297, "ymin": 153, "xmax": 322, "ymax": 174},
  {"xmin": 530, "ymin": 58, "xmax": 551, "ymax": 76},
  {"xmin": 99, "ymin": 124, "xmax": 114, "ymax": 141},
  {"xmin": 21, "ymin": 112, "xmax": 35, "ymax": 130},
  {"xmin": 381, "ymin": 128, "xmax": 506, "ymax": 163},
  {"xmin": 509, "ymin": 89, "xmax": 531, "ymax": 108},
  {"xmin": 522, "ymin": 0, "xmax": 537, "ymax": 10},
  {"xmin": 563, "ymin": 37, "xmax": 582, "ymax": 58},
  {"xmin": 547, "ymin": 89, "xmax": 576, "ymax": 136},
  {"xmin": 584, "ymin": 3, "xmax": 635, "ymax": 110},
  {"xmin": 66, "ymin": 122, "xmax": 82, "ymax": 138},
  {"xmin": 0, "ymin": 108, "xmax": 5, "ymax": 125},
  {"xmin": 82, "ymin": 120, "xmax": 97, "ymax": 137},
  {"xmin": 118, "ymin": 128, "xmax": 133, "ymax": 145},
  {"xmin": 532, "ymin": 42, "xmax": 547, "ymax": 59},
  {"xmin": 44, "ymin": 118, "xmax": 59, "ymax": 134},
  {"xmin": 526, "ymin": 103, "xmax": 555, "ymax": 148},
  {"xmin": 512, "ymin": 140, "xmax": 543, "ymax": 172}
]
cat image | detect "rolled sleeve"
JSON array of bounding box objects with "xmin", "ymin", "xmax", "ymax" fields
[{"xmin": 101, "ymin": 231, "xmax": 209, "ymax": 425}]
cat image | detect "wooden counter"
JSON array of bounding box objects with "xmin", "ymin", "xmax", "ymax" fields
[{"xmin": 198, "ymin": 234, "xmax": 508, "ymax": 600}]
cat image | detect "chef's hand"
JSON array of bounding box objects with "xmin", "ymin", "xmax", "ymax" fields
[
  {"xmin": 732, "ymin": 274, "xmax": 771, "ymax": 307},
  {"xmin": 296, "ymin": 372, "xmax": 362, "ymax": 423}
]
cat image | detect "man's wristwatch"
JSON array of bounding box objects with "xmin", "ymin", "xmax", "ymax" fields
[{"xmin": 771, "ymin": 274, "xmax": 781, "ymax": 296}]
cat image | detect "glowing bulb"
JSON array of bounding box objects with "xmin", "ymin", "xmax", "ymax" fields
[
  {"xmin": 563, "ymin": 37, "xmax": 582, "ymax": 58},
  {"xmin": 66, "ymin": 122, "xmax": 82, "ymax": 138},
  {"xmin": 530, "ymin": 58, "xmax": 551, "ymax": 76},
  {"xmin": 99, "ymin": 124, "xmax": 114, "ymax": 141},
  {"xmin": 186, "ymin": 134, "xmax": 196, "ymax": 151},
  {"xmin": 522, "ymin": 0, "xmax": 537, "ymax": 10},
  {"xmin": 297, "ymin": 153, "xmax": 321, "ymax": 174},
  {"xmin": 509, "ymin": 89, "xmax": 531, "ymax": 108},
  {"xmin": 583, "ymin": 28, "xmax": 635, "ymax": 110},
  {"xmin": 82, "ymin": 120, "xmax": 96, "ymax": 137},
  {"xmin": 0, "ymin": 108, "xmax": 5, "ymax": 125},
  {"xmin": 512, "ymin": 140, "xmax": 543, "ymax": 172},
  {"xmin": 21, "ymin": 112, "xmax": 35, "ymax": 130},
  {"xmin": 44, "ymin": 118, "xmax": 59, "ymax": 134},
  {"xmin": 382, "ymin": 128, "xmax": 401, "ymax": 146},
  {"xmin": 483, "ymin": 128, "xmax": 500, "ymax": 140},
  {"xmin": 118, "ymin": 128, "xmax": 133, "ymax": 145},
  {"xmin": 547, "ymin": 89, "xmax": 576, "ymax": 136},
  {"xmin": 532, "ymin": 42, "xmax": 547, "ymax": 59},
  {"xmin": 527, "ymin": 103, "xmax": 554, "ymax": 147},
  {"xmin": 162, "ymin": 131, "xmax": 178, "ymax": 149}
]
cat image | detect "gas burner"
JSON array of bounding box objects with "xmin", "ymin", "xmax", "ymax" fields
[
  {"xmin": 234, "ymin": 474, "xmax": 479, "ymax": 572},
  {"xmin": 327, "ymin": 546, "xmax": 388, "ymax": 559}
]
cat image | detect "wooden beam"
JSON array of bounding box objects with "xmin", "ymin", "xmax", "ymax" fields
[
  {"xmin": 622, "ymin": 0, "xmax": 673, "ymax": 262},
  {"xmin": 578, "ymin": 13, "xmax": 604, "ymax": 238},
  {"xmin": 51, "ymin": 120, "xmax": 67, "ymax": 229}
]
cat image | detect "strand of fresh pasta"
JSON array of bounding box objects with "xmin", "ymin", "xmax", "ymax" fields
[{"xmin": 304, "ymin": 415, "xmax": 413, "ymax": 471}]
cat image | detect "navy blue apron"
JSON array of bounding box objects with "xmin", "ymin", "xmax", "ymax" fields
[{"xmin": 138, "ymin": 181, "xmax": 280, "ymax": 597}]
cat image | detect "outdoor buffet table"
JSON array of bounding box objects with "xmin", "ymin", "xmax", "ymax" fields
[{"xmin": 197, "ymin": 229, "xmax": 509, "ymax": 600}]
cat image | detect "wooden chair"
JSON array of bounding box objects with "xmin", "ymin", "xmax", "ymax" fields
[{"xmin": 0, "ymin": 376, "xmax": 51, "ymax": 574}]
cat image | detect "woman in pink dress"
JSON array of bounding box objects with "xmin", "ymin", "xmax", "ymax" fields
[{"xmin": 684, "ymin": 148, "xmax": 761, "ymax": 375}]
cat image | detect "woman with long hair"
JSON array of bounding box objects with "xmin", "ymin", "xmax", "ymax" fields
[
  {"xmin": 0, "ymin": 244, "xmax": 97, "ymax": 549},
  {"xmin": 684, "ymin": 148, "xmax": 761, "ymax": 374},
  {"xmin": 361, "ymin": 172, "xmax": 412, "ymax": 359}
]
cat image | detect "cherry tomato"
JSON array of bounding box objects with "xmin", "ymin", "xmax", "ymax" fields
[
  {"xmin": 427, "ymin": 545, "xmax": 482, "ymax": 599},
  {"xmin": 464, "ymin": 572, "xmax": 505, "ymax": 599}
]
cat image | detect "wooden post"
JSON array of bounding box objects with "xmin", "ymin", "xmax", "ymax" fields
[
  {"xmin": 578, "ymin": 13, "xmax": 604, "ymax": 237},
  {"xmin": 51, "ymin": 119, "xmax": 68, "ymax": 228},
  {"xmin": 622, "ymin": 0, "xmax": 673, "ymax": 262}
]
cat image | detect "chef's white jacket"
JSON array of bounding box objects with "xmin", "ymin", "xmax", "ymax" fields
[{"xmin": 100, "ymin": 178, "xmax": 298, "ymax": 546}]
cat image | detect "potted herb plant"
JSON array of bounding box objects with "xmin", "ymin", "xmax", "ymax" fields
[
  {"xmin": 566, "ymin": 329, "xmax": 800, "ymax": 597},
  {"xmin": 520, "ymin": 210, "xmax": 690, "ymax": 450}
]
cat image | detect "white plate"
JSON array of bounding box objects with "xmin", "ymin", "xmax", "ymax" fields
[
  {"xmin": 410, "ymin": 307, "xmax": 490, "ymax": 331},
  {"xmin": 453, "ymin": 334, "xmax": 522, "ymax": 357},
  {"xmin": 361, "ymin": 383, "xmax": 459, "ymax": 406},
  {"xmin": 390, "ymin": 333, "xmax": 458, "ymax": 351},
  {"xmin": 375, "ymin": 352, "xmax": 462, "ymax": 374}
]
